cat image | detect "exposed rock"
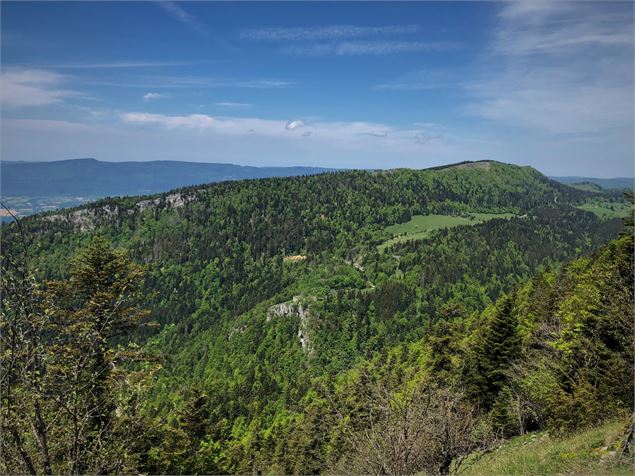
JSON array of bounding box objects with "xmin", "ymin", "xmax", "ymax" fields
[
  {"xmin": 135, "ymin": 192, "xmax": 194, "ymax": 211},
  {"xmin": 45, "ymin": 204, "xmax": 119, "ymax": 232},
  {"xmin": 266, "ymin": 296, "xmax": 313, "ymax": 354}
]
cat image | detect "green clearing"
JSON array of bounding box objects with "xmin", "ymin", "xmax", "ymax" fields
[
  {"xmin": 568, "ymin": 182, "xmax": 603, "ymax": 192},
  {"xmin": 576, "ymin": 201, "xmax": 632, "ymax": 219},
  {"xmin": 378, "ymin": 212, "xmax": 515, "ymax": 251},
  {"xmin": 462, "ymin": 418, "xmax": 633, "ymax": 475}
]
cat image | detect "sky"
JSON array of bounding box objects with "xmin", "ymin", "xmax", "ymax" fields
[{"xmin": 1, "ymin": 1, "xmax": 633, "ymax": 177}]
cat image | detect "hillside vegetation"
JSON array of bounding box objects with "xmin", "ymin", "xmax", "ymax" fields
[
  {"xmin": 463, "ymin": 419, "xmax": 633, "ymax": 475},
  {"xmin": 378, "ymin": 212, "xmax": 515, "ymax": 251},
  {"xmin": 1, "ymin": 161, "xmax": 632, "ymax": 474}
]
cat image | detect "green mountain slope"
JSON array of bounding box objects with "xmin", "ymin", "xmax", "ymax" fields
[{"xmin": 1, "ymin": 161, "xmax": 631, "ymax": 474}]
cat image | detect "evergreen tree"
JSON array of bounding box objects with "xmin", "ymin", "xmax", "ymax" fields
[
  {"xmin": 463, "ymin": 295, "xmax": 521, "ymax": 411},
  {"xmin": 1, "ymin": 236, "xmax": 152, "ymax": 474}
]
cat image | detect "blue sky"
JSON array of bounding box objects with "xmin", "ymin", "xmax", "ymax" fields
[{"xmin": 1, "ymin": 1, "xmax": 633, "ymax": 176}]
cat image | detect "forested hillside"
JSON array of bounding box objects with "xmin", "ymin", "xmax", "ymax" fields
[{"xmin": 1, "ymin": 161, "xmax": 632, "ymax": 474}]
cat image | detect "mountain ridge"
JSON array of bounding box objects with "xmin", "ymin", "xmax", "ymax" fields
[{"xmin": 0, "ymin": 158, "xmax": 336, "ymax": 198}]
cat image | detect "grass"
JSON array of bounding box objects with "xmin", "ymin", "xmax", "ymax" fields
[
  {"xmin": 576, "ymin": 201, "xmax": 631, "ymax": 219},
  {"xmin": 462, "ymin": 418, "xmax": 634, "ymax": 475},
  {"xmin": 378, "ymin": 213, "xmax": 515, "ymax": 252}
]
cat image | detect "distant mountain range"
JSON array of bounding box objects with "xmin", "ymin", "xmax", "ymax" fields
[
  {"xmin": 550, "ymin": 175, "xmax": 634, "ymax": 190},
  {"xmin": 1, "ymin": 158, "xmax": 334, "ymax": 198}
]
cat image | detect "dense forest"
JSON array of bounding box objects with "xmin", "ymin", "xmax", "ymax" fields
[{"xmin": 1, "ymin": 161, "xmax": 633, "ymax": 474}]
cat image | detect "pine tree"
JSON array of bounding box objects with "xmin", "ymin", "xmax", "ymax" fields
[
  {"xmin": 463, "ymin": 295, "xmax": 521, "ymax": 410},
  {"xmin": 1, "ymin": 235, "xmax": 152, "ymax": 474}
]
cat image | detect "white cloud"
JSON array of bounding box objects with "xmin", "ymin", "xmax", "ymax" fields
[
  {"xmin": 156, "ymin": 1, "xmax": 207, "ymax": 37},
  {"xmin": 285, "ymin": 120, "xmax": 304, "ymax": 130},
  {"xmin": 143, "ymin": 92, "xmax": 167, "ymax": 101},
  {"xmin": 122, "ymin": 112, "xmax": 216, "ymax": 130},
  {"xmin": 0, "ymin": 69, "xmax": 80, "ymax": 107},
  {"xmin": 119, "ymin": 111, "xmax": 447, "ymax": 151},
  {"xmin": 215, "ymin": 102, "xmax": 252, "ymax": 108},
  {"xmin": 143, "ymin": 92, "xmax": 168, "ymax": 101},
  {"xmin": 282, "ymin": 41, "xmax": 455, "ymax": 56},
  {"xmin": 241, "ymin": 24, "xmax": 421, "ymax": 41}
]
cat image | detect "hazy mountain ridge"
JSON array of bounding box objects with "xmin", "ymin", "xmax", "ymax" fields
[
  {"xmin": 0, "ymin": 158, "xmax": 334, "ymax": 196},
  {"xmin": 550, "ymin": 175, "xmax": 634, "ymax": 190}
]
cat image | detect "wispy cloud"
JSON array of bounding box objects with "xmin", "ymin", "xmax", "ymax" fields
[
  {"xmin": 282, "ymin": 40, "xmax": 455, "ymax": 56},
  {"xmin": 215, "ymin": 102, "xmax": 252, "ymax": 108},
  {"xmin": 240, "ymin": 24, "xmax": 421, "ymax": 41},
  {"xmin": 465, "ymin": 1, "xmax": 633, "ymax": 135},
  {"xmin": 119, "ymin": 112, "xmax": 458, "ymax": 166},
  {"xmin": 0, "ymin": 69, "xmax": 81, "ymax": 107},
  {"xmin": 241, "ymin": 23, "xmax": 451, "ymax": 57},
  {"xmin": 156, "ymin": 1, "xmax": 207, "ymax": 37},
  {"xmin": 118, "ymin": 111, "xmax": 449, "ymax": 155},
  {"xmin": 494, "ymin": 2, "xmax": 632, "ymax": 56},
  {"xmin": 18, "ymin": 60, "xmax": 201, "ymax": 69},
  {"xmin": 86, "ymin": 75, "xmax": 294, "ymax": 89},
  {"xmin": 237, "ymin": 79, "xmax": 294, "ymax": 88},
  {"xmin": 375, "ymin": 69, "xmax": 462, "ymax": 90},
  {"xmin": 143, "ymin": 92, "xmax": 168, "ymax": 102}
]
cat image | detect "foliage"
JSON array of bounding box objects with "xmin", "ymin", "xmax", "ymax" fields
[
  {"xmin": 1, "ymin": 162, "xmax": 631, "ymax": 474},
  {"xmin": 0, "ymin": 236, "xmax": 157, "ymax": 474},
  {"xmin": 378, "ymin": 212, "xmax": 514, "ymax": 251},
  {"xmin": 462, "ymin": 418, "xmax": 634, "ymax": 475}
]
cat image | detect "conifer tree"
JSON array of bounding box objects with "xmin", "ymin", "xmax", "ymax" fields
[
  {"xmin": 463, "ymin": 295, "xmax": 521, "ymax": 410},
  {"xmin": 1, "ymin": 235, "xmax": 152, "ymax": 474}
]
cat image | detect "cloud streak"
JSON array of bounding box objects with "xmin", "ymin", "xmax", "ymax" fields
[
  {"xmin": 465, "ymin": 1, "xmax": 633, "ymax": 135},
  {"xmin": 241, "ymin": 24, "xmax": 421, "ymax": 41},
  {"xmin": 215, "ymin": 102, "xmax": 252, "ymax": 108},
  {"xmin": 119, "ymin": 111, "xmax": 444, "ymax": 151},
  {"xmin": 0, "ymin": 69, "xmax": 81, "ymax": 108},
  {"xmin": 156, "ymin": 1, "xmax": 207, "ymax": 37},
  {"xmin": 282, "ymin": 40, "xmax": 455, "ymax": 56}
]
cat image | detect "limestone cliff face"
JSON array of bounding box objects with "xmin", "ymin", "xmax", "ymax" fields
[
  {"xmin": 267, "ymin": 296, "xmax": 313, "ymax": 354},
  {"xmin": 44, "ymin": 192, "xmax": 195, "ymax": 232},
  {"xmin": 45, "ymin": 205, "xmax": 119, "ymax": 232}
]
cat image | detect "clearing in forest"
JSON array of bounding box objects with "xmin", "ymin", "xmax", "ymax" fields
[
  {"xmin": 576, "ymin": 201, "xmax": 631, "ymax": 219},
  {"xmin": 378, "ymin": 212, "xmax": 515, "ymax": 251}
]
